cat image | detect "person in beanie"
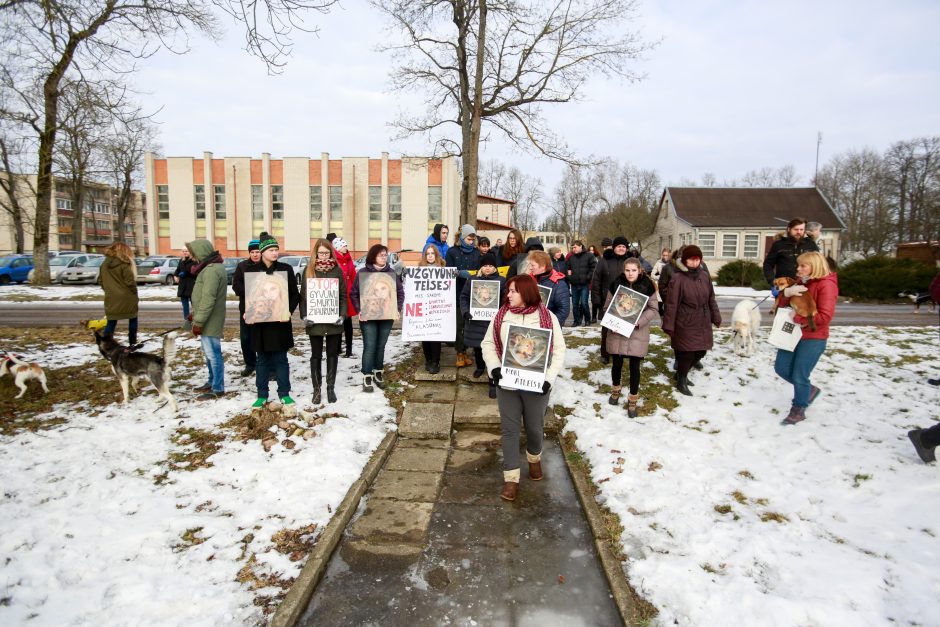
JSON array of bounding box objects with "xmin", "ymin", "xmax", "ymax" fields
[
  {"xmin": 299, "ymin": 238, "xmax": 347, "ymax": 404},
  {"xmin": 604, "ymin": 258, "xmax": 658, "ymax": 417},
  {"xmin": 661, "ymin": 245, "xmax": 721, "ymax": 396},
  {"xmin": 186, "ymin": 239, "xmax": 228, "ymax": 400},
  {"xmin": 244, "ymin": 232, "xmax": 300, "ymax": 408},
  {"xmin": 232, "ymin": 239, "xmax": 261, "ymax": 376},
  {"xmin": 418, "ymin": 243, "xmax": 446, "ymax": 373},
  {"xmin": 446, "ymin": 224, "xmax": 482, "ymax": 368},
  {"xmin": 481, "ymin": 274, "xmax": 566, "ymax": 502},
  {"xmin": 332, "ymin": 237, "xmax": 358, "ymax": 358},
  {"xmin": 350, "ymin": 244, "xmax": 405, "ymax": 392},
  {"xmin": 460, "ymin": 251, "xmax": 505, "ymax": 396},
  {"xmin": 592, "ymin": 236, "xmax": 632, "ymax": 364}
]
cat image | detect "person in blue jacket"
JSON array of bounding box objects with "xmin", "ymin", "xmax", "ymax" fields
[
  {"xmin": 425, "ymin": 223, "xmax": 450, "ymax": 260},
  {"xmin": 525, "ymin": 249, "xmax": 570, "ymax": 325}
]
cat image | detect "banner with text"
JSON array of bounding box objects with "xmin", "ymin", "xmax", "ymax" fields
[
  {"xmin": 500, "ymin": 323, "xmax": 552, "ymax": 392},
  {"xmin": 305, "ymin": 278, "xmax": 340, "ymax": 324},
  {"xmin": 401, "ymin": 266, "xmax": 458, "ymax": 342}
]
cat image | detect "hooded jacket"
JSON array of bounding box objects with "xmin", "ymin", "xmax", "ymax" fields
[
  {"xmin": 425, "ymin": 224, "xmax": 450, "ymax": 260},
  {"xmin": 763, "ymin": 233, "xmax": 820, "ymax": 283},
  {"xmin": 187, "ymin": 239, "xmax": 227, "ymax": 337},
  {"xmin": 778, "ymin": 271, "xmax": 838, "ymax": 340},
  {"xmin": 662, "ymin": 258, "xmax": 721, "ymax": 351},
  {"xmin": 100, "ymin": 256, "xmax": 138, "ymax": 320}
]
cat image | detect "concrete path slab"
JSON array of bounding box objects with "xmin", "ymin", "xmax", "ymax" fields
[
  {"xmin": 347, "ymin": 498, "xmax": 434, "ymax": 545},
  {"xmin": 453, "ymin": 399, "xmax": 500, "ymax": 425},
  {"xmin": 456, "ymin": 381, "xmax": 486, "ymax": 400},
  {"xmin": 398, "ymin": 403, "xmax": 453, "ymax": 438},
  {"xmin": 453, "ymin": 429, "xmax": 501, "ymax": 450},
  {"xmin": 458, "ymin": 368, "xmax": 489, "ymax": 384},
  {"xmin": 397, "ymin": 437, "xmax": 449, "ymax": 449},
  {"xmin": 370, "ymin": 470, "xmax": 443, "ymax": 502},
  {"xmin": 413, "ymin": 366, "xmax": 457, "ymax": 382},
  {"xmin": 405, "ymin": 381, "xmax": 457, "ymax": 402},
  {"xmin": 384, "ymin": 445, "xmax": 449, "ymax": 472}
]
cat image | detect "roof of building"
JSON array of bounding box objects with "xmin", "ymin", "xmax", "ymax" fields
[
  {"xmin": 476, "ymin": 218, "xmax": 513, "ymax": 230},
  {"xmin": 477, "ymin": 194, "xmax": 516, "ymax": 205},
  {"xmin": 663, "ymin": 187, "xmax": 844, "ymax": 229}
]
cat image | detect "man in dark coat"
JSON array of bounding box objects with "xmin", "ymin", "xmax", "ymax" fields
[
  {"xmin": 592, "ymin": 236, "xmax": 631, "ymax": 363},
  {"xmin": 763, "ymin": 217, "xmax": 820, "ymax": 284},
  {"xmin": 446, "ymin": 224, "xmax": 482, "ymax": 366},
  {"xmin": 244, "ymin": 232, "xmax": 300, "ymax": 408},
  {"xmin": 177, "ymin": 248, "xmax": 197, "ymax": 328},
  {"xmin": 232, "ymin": 239, "xmax": 261, "ymax": 376},
  {"xmin": 567, "ymin": 240, "xmax": 597, "ymax": 326}
]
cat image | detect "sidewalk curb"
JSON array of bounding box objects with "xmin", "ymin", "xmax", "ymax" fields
[
  {"xmin": 559, "ymin": 435, "xmax": 636, "ymax": 626},
  {"xmin": 270, "ymin": 429, "xmax": 399, "ymax": 627}
]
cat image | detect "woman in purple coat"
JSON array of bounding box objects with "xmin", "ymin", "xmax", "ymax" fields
[{"xmin": 661, "ymin": 245, "xmax": 721, "ymax": 396}]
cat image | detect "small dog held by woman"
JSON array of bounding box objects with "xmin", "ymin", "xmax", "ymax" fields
[
  {"xmin": 774, "ymin": 277, "xmax": 818, "ymax": 331},
  {"xmin": 731, "ymin": 299, "xmax": 762, "ymax": 356}
]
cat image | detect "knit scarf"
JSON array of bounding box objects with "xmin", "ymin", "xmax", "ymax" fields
[
  {"xmin": 315, "ymin": 258, "xmax": 337, "ymax": 273},
  {"xmin": 492, "ymin": 302, "xmax": 554, "ymax": 362},
  {"xmin": 191, "ymin": 251, "xmax": 222, "ymax": 276}
]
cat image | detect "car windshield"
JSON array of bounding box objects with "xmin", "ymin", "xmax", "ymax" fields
[
  {"xmin": 282, "ymin": 258, "xmax": 299, "ymax": 266},
  {"xmin": 0, "ymin": 257, "xmax": 14, "ymax": 267},
  {"xmin": 50, "ymin": 257, "xmax": 73, "ymax": 266},
  {"xmin": 82, "ymin": 258, "xmax": 105, "ymax": 268},
  {"xmin": 223, "ymin": 258, "xmax": 242, "ymax": 268}
]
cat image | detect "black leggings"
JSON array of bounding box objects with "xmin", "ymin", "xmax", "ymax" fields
[
  {"xmin": 592, "ymin": 303, "xmax": 600, "ymax": 321},
  {"xmin": 611, "ymin": 355, "xmax": 643, "ymax": 394},
  {"xmin": 676, "ymin": 350, "xmax": 707, "ymax": 378},
  {"xmin": 310, "ymin": 334, "xmax": 341, "ymax": 359},
  {"xmin": 474, "ymin": 346, "xmax": 485, "ymax": 369},
  {"xmin": 422, "ymin": 341, "xmax": 441, "ymax": 364},
  {"xmin": 342, "ymin": 317, "xmax": 354, "ymax": 354}
]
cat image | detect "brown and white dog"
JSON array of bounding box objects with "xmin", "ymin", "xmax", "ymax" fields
[
  {"xmin": 773, "ymin": 277, "xmax": 817, "ymax": 331},
  {"xmin": 0, "ymin": 353, "xmax": 49, "ymax": 398}
]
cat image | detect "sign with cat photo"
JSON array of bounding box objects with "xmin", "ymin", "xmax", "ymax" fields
[
  {"xmin": 601, "ymin": 285, "xmax": 649, "ymax": 337},
  {"xmin": 469, "ymin": 280, "xmax": 501, "ymax": 321},
  {"xmin": 500, "ymin": 324, "xmax": 552, "ymax": 392}
]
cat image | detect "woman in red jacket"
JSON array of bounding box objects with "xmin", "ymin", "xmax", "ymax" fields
[
  {"xmin": 332, "ymin": 238, "xmax": 358, "ymax": 358},
  {"xmin": 774, "ymin": 251, "xmax": 838, "ymax": 425}
]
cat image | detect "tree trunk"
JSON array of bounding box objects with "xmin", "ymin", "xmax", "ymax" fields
[
  {"xmin": 457, "ymin": 0, "xmax": 486, "ymax": 231},
  {"xmin": 32, "ymin": 79, "xmax": 57, "ymax": 283}
]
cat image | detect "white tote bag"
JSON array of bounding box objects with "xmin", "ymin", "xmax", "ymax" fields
[{"xmin": 767, "ymin": 307, "xmax": 802, "ymax": 351}]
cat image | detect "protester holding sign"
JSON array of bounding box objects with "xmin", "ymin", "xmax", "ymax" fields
[
  {"xmin": 602, "ymin": 258, "xmax": 658, "ymax": 418},
  {"xmin": 351, "ymin": 244, "xmax": 404, "ymax": 393},
  {"xmin": 299, "ymin": 238, "xmax": 347, "ymax": 405},
  {"xmin": 526, "ymin": 250, "xmax": 570, "ymax": 325},
  {"xmin": 460, "ymin": 252, "xmax": 505, "ymax": 394},
  {"xmin": 773, "ymin": 251, "xmax": 838, "ymax": 425},
  {"xmin": 416, "ymin": 243, "xmax": 447, "ymax": 374},
  {"xmin": 481, "ymin": 274, "xmax": 566, "ymax": 502},
  {"xmin": 332, "ymin": 237, "xmax": 358, "ymax": 359},
  {"xmin": 446, "ymin": 224, "xmax": 482, "ymax": 368}
]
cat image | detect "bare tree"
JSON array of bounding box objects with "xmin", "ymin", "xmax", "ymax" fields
[
  {"xmin": 373, "ymin": 0, "xmax": 653, "ymax": 227},
  {"xmin": 500, "ymin": 166, "xmax": 542, "ymax": 232},
  {"xmin": 477, "ymin": 158, "xmax": 507, "ymax": 197},
  {"xmin": 883, "ymin": 137, "xmax": 940, "ymax": 245},
  {"xmin": 102, "ymin": 117, "xmax": 159, "ymax": 244},
  {"xmin": 0, "ymin": 133, "xmax": 35, "ymax": 253},
  {"xmin": 552, "ymin": 164, "xmax": 592, "ymax": 245},
  {"xmin": 740, "ymin": 164, "xmax": 800, "ymax": 187}
]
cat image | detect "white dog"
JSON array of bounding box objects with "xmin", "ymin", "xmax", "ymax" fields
[
  {"xmin": 0, "ymin": 353, "xmax": 49, "ymax": 398},
  {"xmin": 731, "ymin": 299, "xmax": 762, "ymax": 357}
]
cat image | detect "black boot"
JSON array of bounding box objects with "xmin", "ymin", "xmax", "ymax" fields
[
  {"xmin": 326, "ymin": 354, "xmax": 338, "ymax": 403},
  {"xmin": 310, "ymin": 357, "xmax": 322, "ymax": 404},
  {"xmin": 676, "ymin": 372, "xmax": 693, "ymax": 396}
]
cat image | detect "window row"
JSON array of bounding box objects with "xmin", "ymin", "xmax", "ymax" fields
[{"xmin": 696, "ymin": 233, "xmax": 761, "ymax": 259}]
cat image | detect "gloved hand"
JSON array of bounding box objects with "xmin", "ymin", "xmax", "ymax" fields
[
  {"xmin": 458, "ymin": 269, "xmax": 470, "ymax": 280},
  {"xmin": 783, "ymin": 285, "xmax": 808, "ymax": 297},
  {"xmin": 187, "ymin": 313, "xmax": 193, "ymax": 322},
  {"xmin": 540, "ymin": 381, "xmax": 551, "ymax": 395},
  {"xmin": 770, "ymin": 285, "xmax": 780, "ymax": 298},
  {"xmin": 490, "ymin": 367, "xmax": 501, "ymax": 385},
  {"xmin": 192, "ymin": 324, "xmax": 202, "ymax": 336},
  {"xmin": 335, "ymin": 317, "xmax": 344, "ymax": 325},
  {"xmin": 463, "ymin": 311, "xmax": 472, "ymax": 321}
]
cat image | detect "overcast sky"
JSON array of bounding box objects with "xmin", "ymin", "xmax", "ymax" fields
[{"xmin": 137, "ymin": 0, "xmax": 940, "ymax": 194}]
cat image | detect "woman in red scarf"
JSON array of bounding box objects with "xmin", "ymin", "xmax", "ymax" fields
[{"xmin": 481, "ymin": 274, "xmax": 567, "ymax": 502}]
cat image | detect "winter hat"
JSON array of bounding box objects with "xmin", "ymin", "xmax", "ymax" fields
[
  {"xmin": 681, "ymin": 245, "xmax": 703, "ymax": 263},
  {"xmin": 459, "ymin": 224, "xmax": 476, "ymax": 240},
  {"xmin": 258, "ymin": 232, "xmax": 279, "ymax": 253},
  {"xmin": 326, "ymin": 232, "xmax": 337, "ymax": 242},
  {"xmin": 247, "ymin": 239, "xmax": 261, "ymax": 252},
  {"xmin": 601, "ymin": 237, "xmax": 613, "ymax": 247},
  {"xmin": 332, "ymin": 237, "xmax": 347, "ymax": 251},
  {"xmin": 524, "ymin": 237, "xmax": 544, "ymax": 252},
  {"xmin": 612, "ymin": 236, "xmax": 629, "ymax": 248},
  {"xmin": 479, "ymin": 252, "xmax": 498, "ymax": 268}
]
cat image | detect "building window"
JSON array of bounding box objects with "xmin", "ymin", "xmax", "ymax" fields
[
  {"xmin": 157, "ymin": 185, "xmax": 169, "ymax": 220},
  {"xmin": 56, "ymin": 198, "xmax": 72, "ymax": 211},
  {"xmin": 328, "ymin": 185, "xmax": 343, "ymax": 233},
  {"xmin": 213, "ymin": 185, "xmax": 226, "ymax": 221},
  {"xmin": 721, "ymin": 233, "xmax": 738, "ymax": 258},
  {"xmin": 271, "ymin": 185, "xmax": 284, "ymax": 221},
  {"xmin": 388, "ymin": 186, "xmax": 402, "ymax": 239},
  {"xmin": 743, "ymin": 234, "xmax": 759, "ymax": 259},
  {"xmin": 309, "ymin": 187, "xmax": 323, "ymax": 238},
  {"xmin": 194, "ymin": 185, "xmax": 206, "ymax": 220},
  {"xmin": 59, "ymin": 234, "xmax": 71, "ymax": 246},
  {"xmin": 95, "ymin": 202, "xmax": 109, "ymax": 214},
  {"xmin": 369, "ymin": 186, "xmax": 382, "ymax": 238},
  {"xmin": 428, "ymin": 186, "xmax": 442, "ymax": 233},
  {"xmin": 251, "ymin": 185, "xmax": 263, "ymax": 221},
  {"xmin": 698, "ymin": 233, "xmax": 716, "ymax": 257}
]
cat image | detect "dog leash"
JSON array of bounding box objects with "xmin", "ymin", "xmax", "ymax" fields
[{"xmin": 125, "ymin": 327, "xmax": 181, "ymax": 353}]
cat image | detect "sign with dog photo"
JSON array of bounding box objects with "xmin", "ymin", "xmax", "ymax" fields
[
  {"xmin": 244, "ymin": 271, "xmax": 291, "ymax": 324},
  {"xmin": 469, "ymin": 280, "xmax": 501, "ymax": 321},
  {"xmin": 768, "ymin": 307, "xmax": 802, "ymax": 351},
  {"xmin": 601, "ymin": 285, "xmax": 650, "ymax": 337},
  {"xmin": 500, "ymin": 324, "xmax": 552, "ymax": 392},
  {"xmin": 537, "ymin": 284, "xmax": 552, "ymax": 305},
  {"xmin": 305, "ymin": 278, "xmax": 340, "ymax": 324}
]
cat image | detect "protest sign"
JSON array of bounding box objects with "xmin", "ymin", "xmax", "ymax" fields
[
  {"xmin": 244, "ymin": 271, "xmax": 291, "ymax": 324},
  {"xmin": 401, "ymin": 266, "xmax": 458, "ymax": 341},
  {"xmin": 601, "ymin": 284, "xmax": 650, "ymax": 337},
  {"xmin": 469, "ymin": 280, "xmax": 501, "ymax": 321},
  {"xmin": 358, "ymin": 272, "xmax": 398, "ymax": 321},
  {"xmin": 537, "ymin": 284, "xmax": 552, "ymax": 305},
  {"xmin": 305, "ymin": 278, "xmax": 340, "ymax": 323},
  {"xmin": 500, "ymin": 323, "xmax": 552, "ymax": 392}
]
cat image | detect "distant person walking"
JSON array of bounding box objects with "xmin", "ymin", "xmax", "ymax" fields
[
  {"xmin": 176, "ymin": 248, "xmax": 196, "ymax": 326},
  {"xmin": 99, "ymin": 241, "xmax": 138, "ymax": 346}
]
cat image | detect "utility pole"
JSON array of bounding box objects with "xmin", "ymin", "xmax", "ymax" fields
[{"xmin": 814, "ymin": 131, "xmax": 823, "ymax": 185}]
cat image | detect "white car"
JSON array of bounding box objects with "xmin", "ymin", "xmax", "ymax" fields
[
  {"xmin": 28, "ymin": 254, "xmax": 102, "ymax": 283},
  {"xmin": 277, "ymin": 256, "xmax": 309, "ymax": 285}
]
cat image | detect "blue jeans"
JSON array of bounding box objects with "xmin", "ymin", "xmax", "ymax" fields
[
  {"xmin": 571, "ymin": 284, "xmax": 589, "ymax": 325},
  {"xmin": 239, "ymin": 317, "xmax": 256, "ymax": 370},
  {"xmin": 105, "ymin": 317, "xmax": 138, "ymax": 345},
  {"xmin": 360, "ymin": 319, "xmax": 393, "ymax": 374},
  {"xmin": 774, "ymin": 339, "xmax": 826, "ymax": 408},
  {"xmin": 180, "ymin": 297, "xmax": 191, "ymax": 320},
  {"xmin": 256, "ymin": 350, "xmax": 290, "ymax": 399},
  {"xmin": 200, "ymin": 334, "xmax": 225, "ymax": 393}
]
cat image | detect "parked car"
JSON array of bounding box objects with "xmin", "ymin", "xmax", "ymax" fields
[
  {"xmin": 135, "ymin": 259, "xmax": 158, "ymax": 283},
  {"xmin": 28, "ymin": 253, "xmax": 102, "ymax": 283},
  {"xmin": 59, "ymin": 256, "xmax": 107, "ymax": 285},
  {"xmin": 353, "ymin": 250, "xmax": 410, "ymax": 277},
  {"xmin": 223, "ymin": 257, "xmax": 246, "ymax": 285},
  {"xmin": 137, "ymin": 256, "xmax": 181, "ymax": 285},
  {"xmin": 0, "ymin": 254, "xmax": 34, "ymax": 284},
  {"xmin": 278, "ymin": 255, "xmax": 309, "ymax": 285}
]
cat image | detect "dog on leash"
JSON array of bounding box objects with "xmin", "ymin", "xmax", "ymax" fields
[
  {"xmin": 773, "ymin": 277, "xmax": 818, "ymax": 331},
  {"xmin": 95, "ymin": 331, "xmax": 179, "ymax": 412},
  {"xmin": 0, "ymin": 353, "xmax": 49, "ymax": 398},
  {"xmin": 731, "ymin": 299, "xmax": 761, "ymax": 356},
  {"xmin": 898, "ymin": 290, "xmax": 937, "ymax": 314}
]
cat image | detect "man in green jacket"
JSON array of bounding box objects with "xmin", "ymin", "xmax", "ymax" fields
[{"xmin": 186, "ymin": 239, "xmax": 228, "ymax": 400}]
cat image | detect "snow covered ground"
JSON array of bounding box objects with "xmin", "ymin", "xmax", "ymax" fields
[
  {"xmin": 557, "ymin": 324, "xmax": 940, "ymax": 626},
  {"xmin": 0, "ymin": 284, "xmax": 236, "ymax": 301}
]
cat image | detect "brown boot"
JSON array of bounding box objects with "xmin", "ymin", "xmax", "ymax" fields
[
  {"xmin": 456, "ymin": 352, "xmax": 472, "ymax": 367},
  {"xmin": 500, "ymin": 481, "xmax": 519, "ymax": 501},
  {"xmin": 627, "ymin": 393, "xmax": 639, "ymax": 418},
  {"xmin": 526, "ymin": 451, "xmax": 543, "ymax": 481},
  {"xmin": 608, "ymin": 384, "xmax": 622, "ymax": 405}
]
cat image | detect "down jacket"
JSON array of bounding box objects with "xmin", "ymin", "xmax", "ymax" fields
[
  {"xmin": 778, "ymin": 272, "xmax": 838, "ymax": 340},
  {"xmin": 662, "ymin": 259, "xmax": 721, "ymax": 351},
  {"xmin": 187, "ymin": 239, "xmax": 227, "ymax": 338},
  {"xmin": 592, "ymin": 248, "xmax": 630, "ymax": 309},
  {"xmin": 536, "ymin": 269, "xmax": 570, "ymax": 325},
  {"xmin": 603, "ymin": 274, "xmax": 659, "ymax": 357},
  {"xmin": 567, "ymin": 250, "xmax": 597, "ymax": 286}
]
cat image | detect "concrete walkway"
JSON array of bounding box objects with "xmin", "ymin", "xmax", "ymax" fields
[{"xmin": 289, "ymin": 348, "xmax": 624, "ymax": 626}]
